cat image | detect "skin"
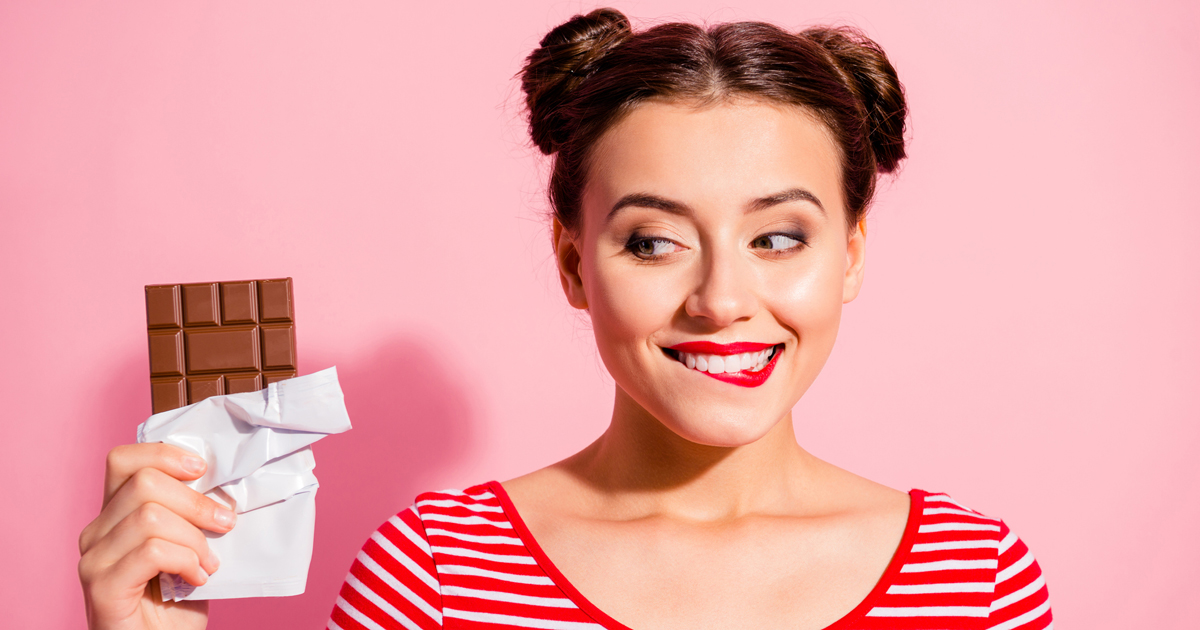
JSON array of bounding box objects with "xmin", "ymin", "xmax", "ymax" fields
[
  {"xmin": 502, "ymin": 99, "xmax": 910, "ymax": 629},
  {"xmin": 79, "ymin": 98, "xmax": 907, "ymax": 630},
  {"xmin": 79, "ymin": 443, "xmax": 233, "ymax": 630}
]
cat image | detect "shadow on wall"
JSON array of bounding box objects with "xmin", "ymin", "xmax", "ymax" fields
[
  {"xmin": 83, "ymin": 337, "xmax": 476, "ymax": 629},
  {"xmin": 214, "ymin": 337, "xmax": 476, "ymax": 628}
]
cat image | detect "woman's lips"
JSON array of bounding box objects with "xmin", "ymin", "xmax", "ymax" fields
[
  {"xmin": 663, "ymin": 341, "xmax": 784, "ymax": 388},
  {"xmin": 668, "ymin": 341, "xmax": 777, "ymax": 355}
]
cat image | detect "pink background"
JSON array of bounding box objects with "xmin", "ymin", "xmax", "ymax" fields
[{"xmin": 2, "ymin": 1, "xmax": 1197, "ymax": 628}]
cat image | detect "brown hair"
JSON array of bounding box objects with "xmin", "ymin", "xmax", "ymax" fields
[{"xmin": 520, "ymin": 8, "xmax": 907, "ymax": 233}]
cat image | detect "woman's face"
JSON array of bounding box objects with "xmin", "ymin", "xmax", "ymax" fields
[{"xmin": 555, "ymin": 98, "xmax": 865, "ymax": 447}]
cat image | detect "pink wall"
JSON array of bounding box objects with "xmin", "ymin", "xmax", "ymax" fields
[{"xmin": 2, "ymin": 1, "xmax": 1197, "ymax": 627}]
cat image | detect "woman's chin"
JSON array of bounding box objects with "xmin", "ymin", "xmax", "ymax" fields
[
  {"xmin": 613, "ymin": 379, "xmax": 794, "ymax": 449},
  {"xmin": 658, "ymin": 410, "xmax": 785, "ymax": 449}
]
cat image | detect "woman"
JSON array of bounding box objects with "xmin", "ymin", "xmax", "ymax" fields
[{"xmin": 79, "ymin": 9, "xmax": 1051, "ymax": 630}]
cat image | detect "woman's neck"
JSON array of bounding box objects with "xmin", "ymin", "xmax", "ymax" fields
[{"xmin": 560, "ymin": 386, "xmax": 820, "ymax": 523}]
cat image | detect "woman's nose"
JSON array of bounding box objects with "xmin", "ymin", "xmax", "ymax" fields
[{"xmin": 683, "ymin": 248, "xmax": 758, "ymax": 328}]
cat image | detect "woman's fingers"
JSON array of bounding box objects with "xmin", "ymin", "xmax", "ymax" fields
[
  {"xmin": 81, "ymin": 467, "xmax": 235, "ymax": 555},
  {"xmin": 80, "ymin": 442, "xmax": 220, "ymax": 630},
  {"xmin": 80, "ymin": 536, "xmax": 210, "ymax": 612},
  {"xmin": 103, "ymin": 443, "xmax": 207, "ymax": 507},
  {"xmin": 86, "ymin": 501, "xmax": 221, "ymax": 576}
]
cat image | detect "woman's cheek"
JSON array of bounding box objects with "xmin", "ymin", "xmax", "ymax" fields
[
  {"xmin": 585, "ymin": 261, "xmax": 667, "ymax": 363},
  {"xmin": 769, "ymin": 258, "xmax": 844, "ymax": 341}
]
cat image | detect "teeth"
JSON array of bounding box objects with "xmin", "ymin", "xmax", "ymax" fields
[
  {"xmin": 708, "ymin": 356, "xmax": 725, "ymax": 374},
  {"xmin": 672, "ymin": 346, "xmax": 777, "ymax": 375}
]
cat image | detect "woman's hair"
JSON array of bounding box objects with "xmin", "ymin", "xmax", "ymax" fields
[{"xmin": 520, "ymin": 8, "xmax": 907, "ymax": 233}]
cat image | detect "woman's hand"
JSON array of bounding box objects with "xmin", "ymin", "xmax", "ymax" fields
[{"xmin": 79, "ymin": 443, "xmax": 237, "ymax": 630}]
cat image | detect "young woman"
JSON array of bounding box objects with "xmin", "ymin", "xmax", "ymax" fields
[{"xmin": 79, "ymin": 9, "xmax": 1052, "ymax": 630}]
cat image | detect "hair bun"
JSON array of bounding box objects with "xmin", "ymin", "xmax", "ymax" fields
[
  {"xmin": 521, "ymin": 8, "xmax": 632, "ymax": 155},
  {"xmin": 803, "ymin": 26, "xmax": 907, "ymax": 173}
]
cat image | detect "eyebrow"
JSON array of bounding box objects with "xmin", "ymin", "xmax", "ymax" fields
[{"xmin": 607, "ymin": 188, "xmax": 826, "ymax": 222}]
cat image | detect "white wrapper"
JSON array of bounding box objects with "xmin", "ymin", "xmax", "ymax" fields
[{"xmin": 136, "ymin": 366, "xmax": 352, "ymax": 601}]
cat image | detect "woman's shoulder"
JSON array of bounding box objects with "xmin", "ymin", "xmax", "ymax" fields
[
  {"xmin": 404, "ymin": 481, "xmax": 520, "ymax": 540},
  {"xmin": 906, "ymin": 489, "xmax": 1038, "ymax": 563},
  {"xmin": 388, "ymin": 482, "xmax": 511, "ymax": 534},
  {"xmin": 327, "ymin": 482, "xmax": 519, "ymax": 630},
  {"xmin": 895, "ymin": 489, "xmax": 1053, "ymax": 628},
  {"xmin": 909, "ymin": 489, "xmax": 1036, "ymax": 549},
  {"xmin": 911, "ymin": 489, "xmax": 1003, "ymax": 528},
  {"xmin": 411, "ymin": 482, "xmax": 506, "ymax": 513}
]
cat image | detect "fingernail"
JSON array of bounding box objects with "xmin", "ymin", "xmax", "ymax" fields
[
  {"xmin": 182, "ymin": 456, "xmax": 205, "ymax": 475},
  {"xmin": 214, "ymin": 507, "xmax": 236, "ymax": 529},
  {"xmin": 206, "ymin": 548, "xmax": 221, "ymax": 572}
]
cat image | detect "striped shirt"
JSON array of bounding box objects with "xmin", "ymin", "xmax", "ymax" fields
[{"xmin": 328, "ymin": 482, "xmax": 1051, "ymax": 630}]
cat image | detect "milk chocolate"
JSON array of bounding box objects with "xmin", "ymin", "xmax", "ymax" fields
[{"xmin": 146, "ymin": 278, "xmax": 297, "ymax": 413}]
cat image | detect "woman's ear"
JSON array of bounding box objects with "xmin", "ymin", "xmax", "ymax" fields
[
  {"xmin": 553, "ymin": 217, "xmax": 589, "ymax": 310},
  {"xmin": 842, "ymin": 219, "xmax": 867, "ymax": 303}
]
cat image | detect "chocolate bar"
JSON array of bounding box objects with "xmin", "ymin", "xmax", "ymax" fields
[{"xmin": 145, "ymin": 278, "xmax": 297, "ymax": 413}]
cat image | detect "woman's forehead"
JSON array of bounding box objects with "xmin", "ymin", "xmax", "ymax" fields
[{"xmin": 584, "ymin": 99, "xmax": 847, "ymax": 220}]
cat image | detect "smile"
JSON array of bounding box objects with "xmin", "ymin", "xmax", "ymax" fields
[{"xmin": 662, "ymin": 341, "xmax": 784, "ymax": 388}]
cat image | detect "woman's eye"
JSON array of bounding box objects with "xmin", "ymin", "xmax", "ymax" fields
[
  {"xmin": 751, "ymin": 233, "xmax": 805, "ymax": 251},
  {"xmin": 627, "ymin": 237, "xmax": 681, "ymax": 259}
]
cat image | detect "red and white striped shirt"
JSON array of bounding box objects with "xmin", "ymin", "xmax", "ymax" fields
[{"xmin": 328, "ymin": 482, "xmax": 1051, "ymax": 630}]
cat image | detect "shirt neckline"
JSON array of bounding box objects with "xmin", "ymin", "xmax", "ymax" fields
[{"xmin": 486, "ymin": 480, "xmax": 925, "ymax": 630}]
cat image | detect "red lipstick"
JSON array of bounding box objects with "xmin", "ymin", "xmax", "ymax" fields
[
  {"xmin": 668, "ymin": 341, "xmax": 777, "ymax": 355},
  {"xmin": 664, "ymin": 341, "xmax": 783, "ymax": 388}
]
